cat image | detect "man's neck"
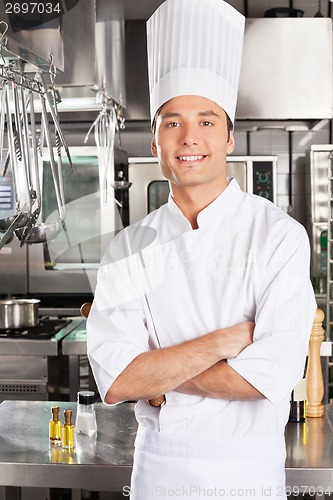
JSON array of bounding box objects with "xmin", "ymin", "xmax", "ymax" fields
[{"xmin": 170, "ymin": 180, "xmax": 228, "ymax": 229}]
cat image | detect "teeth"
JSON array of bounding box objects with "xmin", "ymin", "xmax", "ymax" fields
[{"xmin": 178, "ymin": 155, "xmax": 204, "ymax": 161}]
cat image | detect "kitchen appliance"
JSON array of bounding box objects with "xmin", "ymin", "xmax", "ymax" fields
[
  {"xmin": 0, "ymin": 147, "xmax": 128, "ymax": 302},
  {"xmin": 128, "ymin": 156, "xmax": 277, "ymax": 225},
  {"xmin": 0, "ymin": 317, "xmax": 82, "ymax": 403},
  {"xmin": 0, "ymin": 318, "xmax": 68, "ymax": 339}
]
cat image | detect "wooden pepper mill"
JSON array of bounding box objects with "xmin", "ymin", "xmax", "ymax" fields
[{"xmin": 306, "ymin": 308, "xmax": 325, "ymax": 418}]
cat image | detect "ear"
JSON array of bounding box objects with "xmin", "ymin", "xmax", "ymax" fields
[
  {"xmin": 151, "ymin": 137, "xmax": 158, "ymax": 157},
  {"xmin": 227, "ymin": 130, "xmax": 235, "ymax": 155}
]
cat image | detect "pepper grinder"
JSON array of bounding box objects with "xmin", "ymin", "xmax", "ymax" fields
[{"xmin": 75, "ymin": 391, "xmax": 97, "ymax": 437}]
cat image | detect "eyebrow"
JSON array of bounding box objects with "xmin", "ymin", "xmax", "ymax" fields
[
  {"xmin": 199, "ymin": 110, "xmax": 221, "ymax": 118},
  {"xmin": 160, "ymin": 110, "xmax": 221, "ymax": 119},
  {"xmin": 161, "ymin": 112, "xmax": 181, "ymax": 119}
]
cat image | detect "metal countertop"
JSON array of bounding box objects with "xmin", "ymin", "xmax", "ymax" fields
[
  {"xmin": 285, "ymin": 404, "xmax": 333, "ymax": 491},
  {"xmin": 0, "ymin": 400, "xmax": 136, "ymax": 491},
  {"xmin": 0, "ymin": 318, "xmax": 84, "ymax": 356},
  {"xmin": 62, "ymin": 320, "xmax": 87, "ymax": 355},
  {"xmin": 2, "ymin": 401, "xmax": 333, "ymax": 492}
]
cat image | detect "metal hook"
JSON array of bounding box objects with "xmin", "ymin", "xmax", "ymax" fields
[
  {"xmin": 0, "ymin": 21, "xmax": 8, "ymax": 45},
  {"xmin": 48, "ymin": 54, "xmax": 56, "ymax": 87},
  {"xmin": 0, "ymin": 21, "xmax": 9, "ymax": 67}
]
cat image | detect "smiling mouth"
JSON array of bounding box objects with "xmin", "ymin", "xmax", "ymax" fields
[{"xmin": 177, "ymin": 155, "xmax": 206, "ymax": 162}]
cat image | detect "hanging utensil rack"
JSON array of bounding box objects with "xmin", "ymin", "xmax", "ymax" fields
[
  {"xmin": 0, "ymin": 31, "xmax": 72, "ymax": 250},
  {"xmin": 0, "ymin": 65, "xmax": 43, "ymax": 95}
]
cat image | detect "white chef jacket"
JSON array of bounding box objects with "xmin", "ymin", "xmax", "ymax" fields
[{"xmin": 87, "ymin": 179, "xmax": 317, "ymax": 499}]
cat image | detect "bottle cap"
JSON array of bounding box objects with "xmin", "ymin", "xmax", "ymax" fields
[
  {"xmin": 64, "ymin": 409, "xmax": 72, "ymax": 425},
  {"xmin": 77, "ymin": 390, "xmax": 95, "ymax": 405},
  {"xmin": 51, "ymin": 406, "xmax": 60, "ymax": 416}
]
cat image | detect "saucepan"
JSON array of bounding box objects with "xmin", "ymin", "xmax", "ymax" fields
[{"xmin": 0, "ymin": 298, "xmax": 40, "ymax": 329}]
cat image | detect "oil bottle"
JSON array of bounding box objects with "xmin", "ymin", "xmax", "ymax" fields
[
  {"xmin": 62, "ymin": 409, "xmax": 75, "ymax": 450},
  {"xmin": 49, "ymin": 406, "xmax": 62, "ymax": 446}
]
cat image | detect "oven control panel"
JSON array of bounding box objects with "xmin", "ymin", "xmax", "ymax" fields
[{"xmin": 252, "ymin": 161, "xmax": 274, "ymax": 202}]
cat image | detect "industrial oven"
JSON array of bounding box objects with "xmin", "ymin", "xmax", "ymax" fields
[{"xmin": 0, "ymin": 318, "xmax": 83, "ymax": 403}]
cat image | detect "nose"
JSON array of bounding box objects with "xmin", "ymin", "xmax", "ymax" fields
[{"xmin": 179, "ymin": 123, "xmax": 199, "ymax": 146}]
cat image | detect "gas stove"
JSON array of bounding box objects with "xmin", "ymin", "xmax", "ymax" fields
[{"xmin": 0, "ymin": 318, "xmax": 70, "ymax": 339}]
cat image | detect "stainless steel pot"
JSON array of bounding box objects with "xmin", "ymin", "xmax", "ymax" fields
[{"xmin": 0, "ymin": 299, "xmax": 40, "ymax": 329}]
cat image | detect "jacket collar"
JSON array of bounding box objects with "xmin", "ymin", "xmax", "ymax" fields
[{"xmin": 166, "ymin": 178, "xmax": 244, "ymax": 229}]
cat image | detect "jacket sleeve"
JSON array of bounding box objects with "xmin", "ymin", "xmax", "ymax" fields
[
  {"xmin": 227, "ymin": 222, "xmax": 317, "ymax": 405},
  {"xmin": 86, "ymin": 231, "xmax": 151, "ymax": 404}
]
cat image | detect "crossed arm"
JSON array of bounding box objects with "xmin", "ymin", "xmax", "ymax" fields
[{"xmin": 105, "ymin": 321, "xmax": 264, "ymax": 404}]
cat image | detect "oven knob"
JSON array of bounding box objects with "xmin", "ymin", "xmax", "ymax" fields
[{"xmin": 258, "ymin": 172, "xmax": 269, "ymax": 183}]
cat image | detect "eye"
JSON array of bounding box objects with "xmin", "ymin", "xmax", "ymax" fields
[
  {"xmin": 201, "ymin": 121, "xmax": 213, "ymax": 126},
  {"xmin": 166, "ymin": 121, "xmax": 180, "ymax": 128}
]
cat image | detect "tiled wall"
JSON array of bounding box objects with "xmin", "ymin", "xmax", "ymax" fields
[{"xmin": 233, "ymin": 125, "xmax": 331, "ymax": 226}]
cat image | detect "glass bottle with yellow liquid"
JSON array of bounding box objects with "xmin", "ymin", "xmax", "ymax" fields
[
  {"xmin": 62, "ymin": 409, "xmax": 75, "ymax": 450},
  {"xmin": 49, "ymin": 406, "xmax": 62, "ymax": 446}
]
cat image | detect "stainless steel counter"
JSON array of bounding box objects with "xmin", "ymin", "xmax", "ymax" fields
[
  {"xmin": 0, "ymin": 400, "xmax": 136, "ymax": 497},
  {"xmin": 285, "ymin": 405, "xmax": 333, "ymax": 493},
  {"xmin": 2, "ymin": 401, "xmax": 333, "ymax": 497}
]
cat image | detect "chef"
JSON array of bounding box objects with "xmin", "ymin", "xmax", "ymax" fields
[{"xmin": 87, "ymin": 0, "xmax": 317, "ymax": 498}]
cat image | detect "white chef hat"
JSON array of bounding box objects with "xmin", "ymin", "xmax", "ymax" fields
[{"xmin": 147, "ymin": 0, "xmax": 245, "ymax": 125}]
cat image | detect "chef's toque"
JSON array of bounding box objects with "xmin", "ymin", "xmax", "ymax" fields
[{"xmin": 147, "ymin": 0, "xmax": 245, "ymax": 125}]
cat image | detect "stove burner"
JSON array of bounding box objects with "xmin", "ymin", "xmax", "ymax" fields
[{"xmin": 0, "ymin": 319, "xmax": 70, "ymax": 339}]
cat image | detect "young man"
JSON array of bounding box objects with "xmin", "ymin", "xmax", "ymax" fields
[{"xmin": 87, "ymin": 1, "xmax": 316, "ymax": 498}]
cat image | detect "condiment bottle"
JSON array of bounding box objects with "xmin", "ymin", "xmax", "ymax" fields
[
  {"xmin": 49, "ymin": 406, "xmax": 62, "ymax": 446},
  {"xmin": 62, "ymin": 409, "xmax": 75, "ymax": 449},
  {"xmin": 289, "ymin": 377, "xmax": 306, "ymax": 423},
  {"xmin": 75, "ymin": 390, "xmax": 97, "ymax": 437}
]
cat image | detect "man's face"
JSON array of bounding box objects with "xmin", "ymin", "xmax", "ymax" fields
[{"xmin": 151, "ymin": 95, "xmax": 234, "ymax": 192}]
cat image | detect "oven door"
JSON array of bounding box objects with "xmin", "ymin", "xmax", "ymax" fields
[{"xmin": 28, "ymin": 147, "xmax": 121, "ymax": 295}]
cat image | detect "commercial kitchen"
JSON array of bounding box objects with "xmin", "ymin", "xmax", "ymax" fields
[{"xmin": 0, "ymin": 0, "xmax": 333, "ymax": 499}]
